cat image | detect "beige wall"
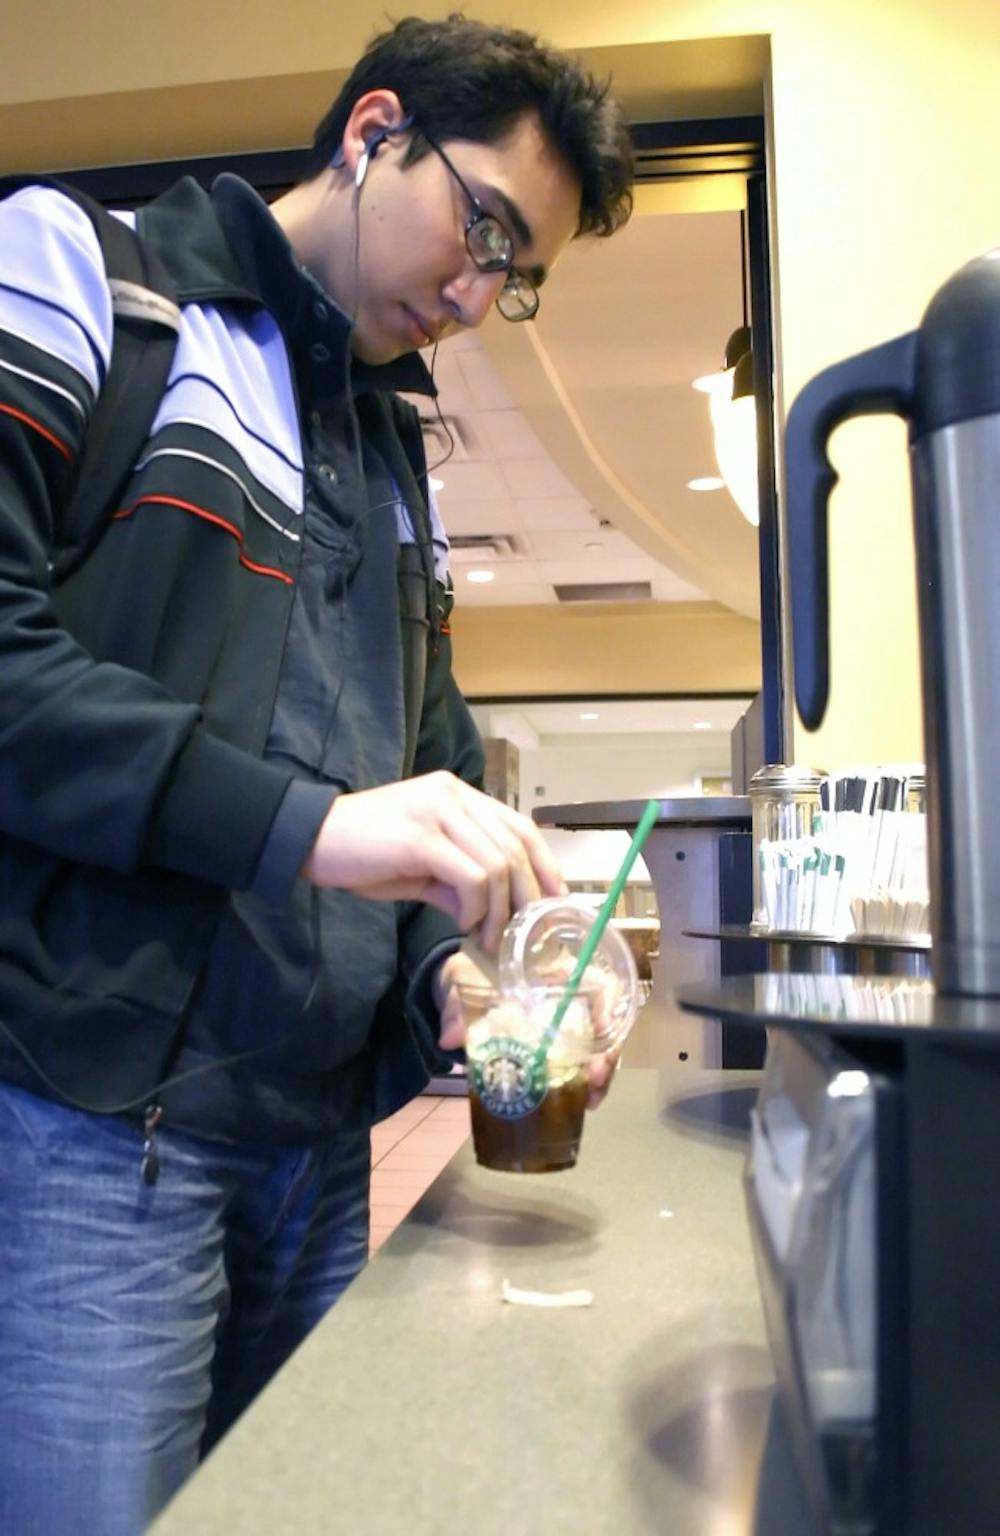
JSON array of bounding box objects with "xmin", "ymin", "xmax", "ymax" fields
[
  {"xmin": 4, "ymin": 0, "xmax": 999, "ymax": 765},
  {"xmin": 451, "ymin": 601, "xmax": 761, "ymax": 696}
]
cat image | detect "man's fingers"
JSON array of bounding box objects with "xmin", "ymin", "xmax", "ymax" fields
[
  {"xmin": 432, "ymin": 792, "xmax": 560, "ymax": 948},
  {"xmin": 304, "ymin": 773, "xmax": 568, "ymax": 944},
  {"xmin": 463, "ymin": 788, "xmax": 566, "ymax": 897},
  {"xmin": 432, "ymin": 801, "xmax": 522, "ymax": 947},
  {"xmin": 586, "ymin": 1048, "xmax": 621, "ymax": 1110}
]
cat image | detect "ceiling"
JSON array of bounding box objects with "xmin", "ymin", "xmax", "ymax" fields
[
  {"xmin": 416, "ymin": 330, "xmax": 709, "ymax": 608},
  {"xmin": 470, "ymin": 696, "xmax": 750, "ymax": 744},
  {"xmin": 404, "ymin": 186, "xmax": 762, "ymax": 618}
]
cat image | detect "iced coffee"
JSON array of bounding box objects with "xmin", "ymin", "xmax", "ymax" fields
[
  {"xmin": 460, "ymin": 897, "xmax": 641, "ymax": 1175},
  {"xmin": 463, "ymin": 988, "xmax": 594, "ymax": 1173}
]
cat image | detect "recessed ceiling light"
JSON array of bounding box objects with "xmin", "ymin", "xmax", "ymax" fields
[
  {"xmin": 466, "ymin": 569, "xmax": 495, "ymax": 584},
  {"xmin": 692, "ymin": 721, "xmax": 713, "ymax": 730},
  {"xmin": 687, "ymin": 476, "xmax": 725, "ymax": 492},
  {"xmin": 579, "ymin": 711, "xmax": 600, "ymax": 721},
  {"xmin": 429, "ymin": 476, "xmax": 445, "ymax": 493},
  {"xmin": 584, "ymin": 541, "xmax": 604, "ymax": 552}
]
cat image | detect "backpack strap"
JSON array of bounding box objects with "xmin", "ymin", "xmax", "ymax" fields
[
  {"xmin": 0, "ymin": 175, "xmax": 181, "ymax": 574},
  {"xmin": 379, "ymin": 391, "xmax": 443, "ymax": 617}
]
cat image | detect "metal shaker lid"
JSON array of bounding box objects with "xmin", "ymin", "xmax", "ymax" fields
[{"xmin": 748, "ymin": 764, "xmax": 824, "ymax": 795}]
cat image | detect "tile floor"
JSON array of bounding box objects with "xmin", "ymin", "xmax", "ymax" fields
[{"xmin": 368, "ymin": 1093, "xmax": 471, "ymax": 1255}]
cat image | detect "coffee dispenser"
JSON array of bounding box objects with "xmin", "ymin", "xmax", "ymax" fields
[{"xmin": 784, "ymin": 246, "xmax": 1000, "ymax": 997}]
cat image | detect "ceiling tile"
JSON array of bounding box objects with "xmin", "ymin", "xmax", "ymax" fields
[
  {"xmin": 537, "ymin": 557, "xmax": 657, "ymax": 586},
  {"xmin": 475, "ymin": 409, "xmax": 548, "ymax": 461},
  {"xmin": 442, "ymin": 330, "xmax": 483, "ymax": 354},
  {"xmin": 456, "ymin": 349, "xmax": 516, "ymax": 410},
  {"xmin": 431, "ymin": 460, "xmax": 509, "ymax": 501},
  {"xmin": 454, "ymin": 581, "xmax": 553, "ymax": 607},
  {"xmin": 522, "ymin": 528, "xmax": 648, "ymax": 563},
  {"xmin": 501, "ymin": 458, "xmax": 582, "ymax": 500},
  {"xmin": 456, "ymin": 558, "xmax": 544, "ymax": 587},
  {"xmin": 416, "ymin": 357, "xmax": 475, "ymax": 414},
  {"xmin": 512, "ymin": 498, "xmax": 599, "ymax": 532},
  {"xmin": 436, "ymin": 499, "xmax": 520, "ymax": 536}
]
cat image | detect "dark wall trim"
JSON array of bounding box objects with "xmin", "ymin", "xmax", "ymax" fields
[
  {"xmin": 50, "ymin": 115, "xmax": 766, "ymax": 205},
  {"xmin": 50, "ymin": 149, "xmax": 313, "ymax": 208},
  {"xmin": 631, "ymin": 116, "xmax": 764, "ymax": 182},
  {"xmin": 746, "ymin": 170, "xmax": 784, "ymax": 763}
]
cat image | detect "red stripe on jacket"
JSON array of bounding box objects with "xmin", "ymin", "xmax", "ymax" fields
[
  {"xmin": 112, "ymin": 494, "xmax": 295, "ymax": 585},
  {"xmin": 0, "ymin": 402, "xmax": 73, "ymax": 461}
]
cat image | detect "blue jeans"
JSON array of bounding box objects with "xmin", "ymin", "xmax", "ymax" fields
[{"xmin": 0, "ymin": 1078, "xmax": 370, "ymax": 1535}]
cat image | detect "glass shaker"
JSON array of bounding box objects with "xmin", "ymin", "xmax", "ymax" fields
[
  {"xmin": 749, "ymin": 764, "xmax": 824, "ymax": 930},
  {"xmin": 904, "ymin": 770, "xmax": 926, "ymax": 816}
]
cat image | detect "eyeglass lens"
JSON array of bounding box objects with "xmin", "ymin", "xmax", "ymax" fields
[
  {"xmin": 496, "ymin": 274, "xmax": 538, "ymax": 322},
  {"xmin": 466, "ymin": 217, "xmax": 511, "ymax": 273}
]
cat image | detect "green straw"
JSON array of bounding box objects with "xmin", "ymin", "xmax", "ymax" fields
[{"xmin": 532, "ymin": 798, "xmax": 660, "ymax": 1069}]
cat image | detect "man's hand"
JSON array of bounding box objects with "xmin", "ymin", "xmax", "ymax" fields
[
  {"xmin": 432, "ymin": 948, "xmax": 489, "ymax": 1052},
  {"xmin": 300, "ymin": 772, "xmax": 565, "ymax": 952},
  {"xmin": 431, "ymin": 949, "xmax": 622, "ymax": 1112},
  {"xmin": 583, "ymin": 1045, "xmax": 621, "ymax": 1111}
]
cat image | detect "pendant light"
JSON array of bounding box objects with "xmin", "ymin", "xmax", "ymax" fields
[
  {"xmin": 709, "ymin": 326, "xmax": 759, "ymax": 527},
  {"xmin": 700, "ymin": 213, "xmax": 760, "ymax": 527}
]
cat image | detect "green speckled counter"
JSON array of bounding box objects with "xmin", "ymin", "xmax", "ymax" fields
[{"xmin": 152, "ymin": 1070, "xmax": 812, "ymax": 1535}]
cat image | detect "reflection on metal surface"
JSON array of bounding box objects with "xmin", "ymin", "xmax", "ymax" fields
[
  {"xmin": 535, "ymin": 797, "xmax": 751, "ymax": 830},
  {"xmin": 757, "ymin": 972, "xmax": 935, "ymax": 1025},
  {"xmin": 626, "ymin": 1341, "xmax": 774, "ymax": 1501},
  {"xmin": 680, "ymin": 971, "xmax": 1000, "ymax": 1041},
  {"xmin": 827, "ymin": 1070, "xmax": 870, "ymax": 1100},
  {"xmin": 663, "ymin": 1082, "xmax": 758, "ymax": 1144}
]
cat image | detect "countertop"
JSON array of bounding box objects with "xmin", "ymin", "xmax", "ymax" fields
[{"xmin": 152, "ymin": 1070, "xmax": 813, "ymax": 1535}]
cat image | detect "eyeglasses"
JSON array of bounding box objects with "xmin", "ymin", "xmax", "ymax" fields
[{"xmin": 421, "ymin": 134, "xmax": 539, "ymax": 323}]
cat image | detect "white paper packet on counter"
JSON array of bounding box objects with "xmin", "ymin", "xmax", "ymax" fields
[{"xmin": 501, "ymin": 1278, "xmax": 594, "ymax": 1308}]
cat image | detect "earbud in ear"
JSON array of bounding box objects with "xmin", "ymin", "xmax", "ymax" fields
[
  {"xmin": 351, "ymin": 116, "xmax": 414, "ymax": 188},
  {"xmin": 355, "ymin": 126, "xmax": 391, "ymax": 188}
]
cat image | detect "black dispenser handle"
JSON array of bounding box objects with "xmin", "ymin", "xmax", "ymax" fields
[{"xmin": 785, "ymin": 330, "xmax": 917, "ymax": 728}]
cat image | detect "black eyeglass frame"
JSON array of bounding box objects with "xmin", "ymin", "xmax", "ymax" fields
[{"xmin": 420, "ymin": 133, "xmax": 539, "ymax": 323}]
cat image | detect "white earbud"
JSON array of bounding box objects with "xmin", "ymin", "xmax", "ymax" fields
[{"xmin": 341, "ymin": 116, "xmax": 412, "ymax": 186}]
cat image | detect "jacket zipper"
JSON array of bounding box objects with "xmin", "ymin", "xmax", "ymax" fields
[{"xmin": 141, "ymin": 1102, "xmax": 163, "ymax": 1184}]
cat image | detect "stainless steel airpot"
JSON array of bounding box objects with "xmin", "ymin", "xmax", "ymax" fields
[{"xmin": 784, "ymin": 248, "xmax": 1000, "ymax": 996}]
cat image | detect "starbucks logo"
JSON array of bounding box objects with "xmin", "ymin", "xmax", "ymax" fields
[{"xmin": 471, "ymin": 1038, "xmax": 549, "ymax": 1120}]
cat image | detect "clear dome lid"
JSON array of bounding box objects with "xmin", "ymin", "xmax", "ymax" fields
[{"xmin": 498, "ymin": 896, "xmax": 640, "ymax": 1055}]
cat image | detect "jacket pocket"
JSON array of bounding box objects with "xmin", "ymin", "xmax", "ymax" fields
[{"xmin": 0, "ymin": 840, "xmax": 222, "ymax": 1020}]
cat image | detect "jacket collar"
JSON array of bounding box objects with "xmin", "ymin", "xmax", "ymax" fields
[{"xmin": 138, "ymin": 173, "xmax": 437, "ymax": 402}]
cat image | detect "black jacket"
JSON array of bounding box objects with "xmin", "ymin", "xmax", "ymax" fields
[{"xmin": 0, "ymin": 176, "xmax": 481, "ymax": 1130}]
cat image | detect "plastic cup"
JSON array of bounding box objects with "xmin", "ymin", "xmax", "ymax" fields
[
  {"xmin": 461, "ymin": 980, "xmax": 599, "ymax": 1173},
  {"xmin": 460, "ymin": 897, "xmax": 641, "ymax": 1174}
]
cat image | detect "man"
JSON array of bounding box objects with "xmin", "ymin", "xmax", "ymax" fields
[{"xmin": 0, "ymin": 14, "xmax": 633, "ymax": 1532}]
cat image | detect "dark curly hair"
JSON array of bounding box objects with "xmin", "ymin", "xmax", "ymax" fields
[{"xmin": 308, "ymin": 14, "xmax": 634, "ymax": 239}]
